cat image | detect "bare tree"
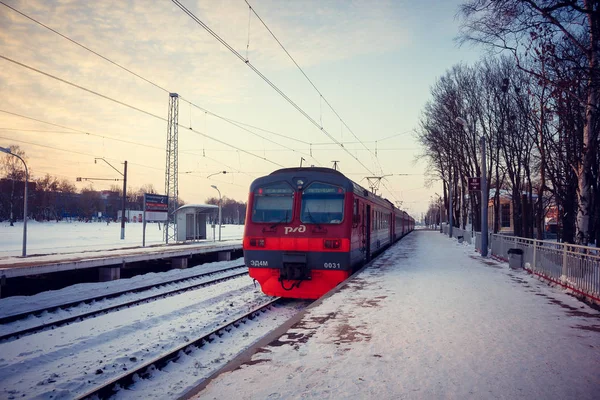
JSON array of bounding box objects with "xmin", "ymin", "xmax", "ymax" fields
[
  {"xmin": 458, "ymin": 0, "xmax": 599, "ymax": 244},
  {"xmin": 1, "ymin": 145, "xmax": 28, "ymax": 225}
]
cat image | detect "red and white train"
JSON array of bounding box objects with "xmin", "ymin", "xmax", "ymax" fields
[{"xmin": 243, "ymin": 167, "xmax": 414, "ymax": 299}]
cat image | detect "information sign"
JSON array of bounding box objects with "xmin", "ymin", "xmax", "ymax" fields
[{"xmin": 468, "ymin": 177, "xmax": 481, "ymax": 191}]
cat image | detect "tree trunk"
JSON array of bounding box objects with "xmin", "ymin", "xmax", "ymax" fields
[{"xmin": 576, "ymin": 2, "xmax": 599, "ymax": 245}]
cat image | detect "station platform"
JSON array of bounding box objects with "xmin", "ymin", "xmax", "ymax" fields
[
  {"xmin": 189, "ymin": 230, "xmax": 600, "ymax": 400},
  {"xmin": 0, "ymin": 240, "xmax": 242, "ymax": 279}
]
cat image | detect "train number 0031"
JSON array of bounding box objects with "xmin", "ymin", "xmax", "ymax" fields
[{"xmin": 323, "ymin": 262, "xmax": 341, "ymax": 269}]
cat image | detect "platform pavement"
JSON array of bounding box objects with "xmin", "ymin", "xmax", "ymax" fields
[
  {"xmin": 189, "ymin": 230, "xmax": 600, "ymax": 400},
  {"xmin": 0, "ymin": 240, "xmax": 242, "ymax": 279}
]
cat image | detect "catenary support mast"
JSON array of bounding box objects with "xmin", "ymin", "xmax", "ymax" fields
[{"xmin": 165, "ymin": 93, "xmax": 179, "ymax": 243}]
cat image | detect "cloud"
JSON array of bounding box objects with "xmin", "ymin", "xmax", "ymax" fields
[{"xmin": 0, "ymin": 0, "xmax": 448, "ymax": 212}]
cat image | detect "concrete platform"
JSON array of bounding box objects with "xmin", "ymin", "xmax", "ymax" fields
[
  {"xmin": 188, "ymin": 231, "xmax": 600, "ymax": 400},
  {"xmin": 0, "ymin": 241, "xmax": 242, "ymax": 279}
]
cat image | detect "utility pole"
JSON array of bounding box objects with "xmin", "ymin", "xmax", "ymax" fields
[
  {"xmin": 121, "ymin": 161, "xmax": 127, "ymax": 240},
  {"xmin": 84, "ymin": 158, "xmax": 127, "ymax": 239},
  {"xmin": 481, "ymin": 136, "xmax": 488, "ymax": 256},
  {"xmin": 449, "ymin": 170, "xmax": 453, "ymax": 239},
  {"xmin": 439, "ymin": 197, "xmax": 443, "ymax": 233}
]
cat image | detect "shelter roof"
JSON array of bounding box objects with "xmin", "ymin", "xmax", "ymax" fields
[{"xmin": 175, "ymin": 204, "xmax": 218, "ymax": 214}]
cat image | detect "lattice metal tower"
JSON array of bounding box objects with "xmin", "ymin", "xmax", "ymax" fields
[{"xmin": 164, "ymin": 93, "xmax": 179, "ymax": 243}]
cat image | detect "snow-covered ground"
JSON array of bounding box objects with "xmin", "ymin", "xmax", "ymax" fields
[
  {"xmin": 0, "ymin": 258, "xmax": 294, "ymax": 399},
  {"xmin": 1, "ymin": 230, "xmax": 598, "ymax": 399},
  {"xmin": 0, "ymin": 258, "xmax": 246, "ymax": 331},
  {"xmin": 0, "ymin": 221, "xmax": 244, "ymax": 257},
  {"xmin": 195, "ymin": 231, "xmax": 600, "ymax": 400}
]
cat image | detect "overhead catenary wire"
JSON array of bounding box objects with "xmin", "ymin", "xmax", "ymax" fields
[
  {"xmin": 245, "ymin": 0, "xmax": 382, "ymax": 172},
  {"xmin": 182, "ymin": 101, "xmax": 318, "ymax": 164},
  {"xmin": 0, "ymin": 1, "xmax": 312, "ymax": 163},
  {"xmin": 0, "ymin": 135, "xmax": 248, "ymax": 189},
  {"xmin": 0, "ymin": 109, "xmax": 255, "ymax": 179},
  {"xmin": 0, "ymin": 55, "xmax": 284, "ymax": 168},
  {"xmin": 0, "ymin": 1, "xmax": 170, "ymax": 95},
  {"xmin": 2, "ymin": 2, "xmax": 417, "ymax": 209},
  {"xmin": 171, "ymin": 0, "xmax": 376, "ymax": 176},
  {"xmin": 183, "ymin": 147, "xmax": 419, "ymax": 152},
  {"xmin": 3, "ymin": 1, "xmax": 391, "ymax": 174}
]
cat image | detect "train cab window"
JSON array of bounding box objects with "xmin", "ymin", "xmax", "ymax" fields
[
  {"xmin": 252, "ymin": 181, "xmax": 294, "ymax": 223},
  {"xmin": 300, "ymin": 182, "xmax": 344, "ymax": 224}
]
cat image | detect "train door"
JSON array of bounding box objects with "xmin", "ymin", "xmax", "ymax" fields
[{"xmin": 365, "ymin": 204, "xmax": 371, "ymax": 261}]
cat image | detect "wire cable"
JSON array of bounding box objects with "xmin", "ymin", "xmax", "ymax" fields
[
  {"xmin": 0, "ymin": 1, "xmax": 309, "ymax": 163},
  {"xmin": 171, "ymin": 0, "xmax": 375, "ymax": 176},
  {"xmin": 0, "ymin": 135, "xmax": 248, "ymax": 189},
  {"xmin": 0, "ymin": 1, "xmax": 170, "ymax": 95},
  {"xmin": 245, "ymin": 0, "xmax": 381, "ymax": 171},
  {"xmin": 0, "ymin": 55, "xmax": 283, "ymax": 167},
  {"xmin": 0, "ymin": 109, "xmax": 256, "ymax": 179}
]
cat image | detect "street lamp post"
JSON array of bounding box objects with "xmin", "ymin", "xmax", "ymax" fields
[
  {"xmin": 94, "ymin": 158, "xmax": 127, "ymax": 240},
  {"xmin": 211, "ymin": 185, "xmax": 222, "ymax": 241},
  {"xmin": 0, "ymin": 146, "xmax": 28, "ymax": 257}
]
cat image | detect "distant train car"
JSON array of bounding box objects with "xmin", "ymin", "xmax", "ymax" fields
[{"xmin": 243, "ymin": 167, "xmax": 414, "ymax": 299}]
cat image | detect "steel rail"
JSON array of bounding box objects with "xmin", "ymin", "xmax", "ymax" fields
[
  {"xmin": 74, "ymin": 297, "xmax": 281, "ymax": 400},
  {"xmin": 0, "ymin": 268, "xmax": 248, "ymax": 342},
  {"xmin": 0, "ymin": 264, "xmax": 246, "ymax": 325}
]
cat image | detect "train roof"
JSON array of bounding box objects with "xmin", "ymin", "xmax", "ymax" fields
[
  {"xmin": 269, "ymin": 167, "xmax": 346, "ymax": 177},
  {"xmin": 252, "ymin": 167, "xmax": 411, "ymax": 214}
]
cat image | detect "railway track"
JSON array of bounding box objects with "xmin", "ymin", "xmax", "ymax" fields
[
  {"xmin": 0, "ymin": 264, "xmax": 248, "ymax": 341},
  {"xmin": 75, "ymin": 297, "xmax": 283, "ymax": 400}
]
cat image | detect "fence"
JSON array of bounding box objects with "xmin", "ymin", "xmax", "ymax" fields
[
  {"xmin": 441, "ymin": 224, "xmax": 474, "ymax": 245},
  {"xmin": 445, "ymin": 226, "xmax": 600, "ymax": 305}
]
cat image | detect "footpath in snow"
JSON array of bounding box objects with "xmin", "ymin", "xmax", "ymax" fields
[{"xmin": 193, "ymin": 230, "xmax": 600, "ymax": 400}]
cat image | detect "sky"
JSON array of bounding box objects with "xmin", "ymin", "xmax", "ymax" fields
[{"xmin": 0, "ymin": 0, "xmax": 484, "ymax": 218}]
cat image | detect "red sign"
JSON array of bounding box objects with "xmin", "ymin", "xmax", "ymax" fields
[{"xmin": 468, "ymin": 177, "xmax": 481, "ymax": 191}]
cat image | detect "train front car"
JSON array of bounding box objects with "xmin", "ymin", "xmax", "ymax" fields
[{"xmin": 244, "ymin": 168, "xmax": 353, "ymax": 299}]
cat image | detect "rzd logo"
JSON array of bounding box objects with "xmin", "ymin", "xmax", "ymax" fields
[{"xmin": 284, "ymin": 225, "xmax": 306, "ymax": 235}]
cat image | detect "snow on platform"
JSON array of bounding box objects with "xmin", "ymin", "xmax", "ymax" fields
[
  {"xmin": 192, "ymin": 230, "xmax": 600, "ymax": 400},
  {"xmin": 0, "ymin": 221, "xmax": 243, "ymax": 278}
]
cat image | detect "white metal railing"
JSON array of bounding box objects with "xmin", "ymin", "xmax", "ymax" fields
[
  {"xmin": 450, "ymin": 227, "xmax": 474, "ymax": 244},
  {"xmin": 488, "ymin": 234, "xmax": 599, "ymax": 304},
  {"xmin": 443, "ymin": 227, "xmax": 600, "ymax": 304}
]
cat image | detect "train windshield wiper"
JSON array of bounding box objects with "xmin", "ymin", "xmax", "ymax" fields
[
  {"xmin": 304, "ymin": 207, "xmax": 322, "ymax": 229},
  {"xmin": 270, "ymin": 210, "xmax": 289, "ymax": 229}
]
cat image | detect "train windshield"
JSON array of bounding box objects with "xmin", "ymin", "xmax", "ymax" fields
[
  {"xmin": 301, "ymin": 182, "xmax": 344, "ymax": 224},
  {"xmin": 252, "ymin": 181, "xmax": 294, "ymax": 223}
]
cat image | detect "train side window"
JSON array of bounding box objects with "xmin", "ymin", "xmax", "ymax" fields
[
  {"xmin": 353, "ymin": 199, "xmax": 360, "ymax": 225},
  {"xmin": 372, "ymin": 210, "xmax": 374, "ymax": 231}
]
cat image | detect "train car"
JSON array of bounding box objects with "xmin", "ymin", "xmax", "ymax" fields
[{"xmin": 243, "ymin": 167, "xmax": 414, "ymax": 299}]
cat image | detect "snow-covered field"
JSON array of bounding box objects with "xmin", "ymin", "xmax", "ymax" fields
[
  {"xmin": 195, "ymin": 231, "xmax": 600, "ymax": 400},
  {"xmin": 0, "ymin": 221, "xmax": 244, "ymax": 257}
]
